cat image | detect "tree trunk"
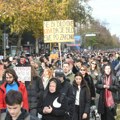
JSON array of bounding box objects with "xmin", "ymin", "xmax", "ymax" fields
[
  {"xmin": 16, "ymin": 34, "xmax": 22, "ymax": 56},
  {"xmin": 35, "ymin": 38, "xmax": 39, "ymax": 54}
]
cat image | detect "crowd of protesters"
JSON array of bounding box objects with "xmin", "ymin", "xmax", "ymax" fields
[{"xmin": 0, "ymin": 49, "xmax": 120, "ymax": 120}]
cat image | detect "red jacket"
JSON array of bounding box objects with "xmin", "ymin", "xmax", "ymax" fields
[{"xmin": 0, "ymin": 81, "xmax": 29, "ymax": 111}]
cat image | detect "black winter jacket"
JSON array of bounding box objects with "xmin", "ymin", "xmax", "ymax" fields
[
  {"xmin": 0, "ymin": 109, "xmax": 40, "ymax": 120},
  {"xmin": 59, "ymin": 78, "xmax": 75, "ymax": 120},
  {"xmin": 96, "ymin": 74, "xmax": 119, "ymax": 114},
  {"xmin": 38, "ymin": 78, "xmax": 67, "ymax": 120},
  {"xmin": 25, "ymin": 76, "xmax": 44, "ymax": 110},
  {"xmin": 72, "ymin": 84, "xmax": 91, "ymax": 120},
  {"xmin": 84, "ymin": 73, "xmax": 96, "ymax": 98}
]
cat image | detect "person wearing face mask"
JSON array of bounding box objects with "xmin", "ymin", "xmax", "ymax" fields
[
  {"xmin": 0, "ymin": 68, "xmax": 29, "ymax": 112},
  {"xmin": 96, "ymin": 64, "xmax": 119, "ymax": 120}
]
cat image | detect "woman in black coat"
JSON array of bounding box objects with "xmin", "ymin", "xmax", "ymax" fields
[
  {"xmin": 80, "ymin": 65, "xmax": 96, "ymax": 105},
  {"xmin": 72, "ymin": 72, "xmax": 91, "ymax": 120},
  {"xmin": 25, "ymin": 66, "xmax": 44, "ymax": 116},
  {"xmin": 96, "ymin": 64, "xmax": 119, "ymax": 120},
  {"xmin": 38, "ymin": 77, "xmax": 67, "ymax": 120}
]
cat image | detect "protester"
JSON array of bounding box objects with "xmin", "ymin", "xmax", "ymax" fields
[
  {"xmin": 25, "ymin": 66, "xmax": 44, "ymax": 116},
  {"xmin": 80, "ymin": 65, "xmax": 96, "ymax": 105},
  {"xmin": 72, "ymin": 58, "xmax": 83, "ymax": 74},
  {"xmin": 109, "ymin": 53, "xmax": 119, "ymax": 71},
  {"xmin": 39, "ymin": 55, "xmax": 52, "ymax": 68},
  {"xmin": 100, "ymin": 57, "xmax": 110, "ymax": 74},
  {"xmin": 11, "ymin": 57, "xmax": 18, "ymax": 67},
  {"xmin": 55, "ymin": 68, "xmax": 75, "ymax": 120},
  {"xmin": 0, "ymin": 68, "xmax": 29, "ymax": 112},
  {"xmin": 34, "ymin": 60, "xmax": 43, "ymax": 76},
  {"xmin": 88, "ymin": 59, "xmax": 101, "ymax": 84},
  {"xmin": 63, "ymin": 62, "xmax": 75, "ymax": 84},
  {"xmin": 37, "ymin": 78, "xmax": 67, "ymax": 120},
  {"xmin": 41, "ymin": 67, "xmax": 53, "ymax": 90},
  {"xmin": 2, "ymin": 58, "xmax": 13, "ymax": 69},
  {"xmin": 96, "ymin": 63, "xmax": 119, "ymax": 120},
  {"xmin": 17, "ymin": 56, "xmax": 30, "ymax": 66},
  {"xmin": 72, "ymin": 72, "xmax": 91, "ymax": 120},
  {"xmin": 65, "ymin": 58, "xmax": 74, "ymax": 71},
  {"xmin": 0, "ymin": 90, "xmax": 40, "ymax": 120},
  {"xmin": 114, "ymin": 58, "xmax": 120, "ymax": 102}
]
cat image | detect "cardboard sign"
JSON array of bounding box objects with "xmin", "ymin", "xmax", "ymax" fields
[
  {"xmin": 14, "ymin": 67, "xmax": 31, "ymax": 82},
  {"xmin": 0, "ymin": 55, "xmax": 3, "ymax": 60},
  {"xmin": 44, "ymin": 20, "xmax": 74, "ymax": 43},
  {"xmin": 0, "ymin": 65, "xmax": 4, "ymax": 81},
  {"xmin": 50, "ymin": 53, "xmax": 59, "ymax": 60}
]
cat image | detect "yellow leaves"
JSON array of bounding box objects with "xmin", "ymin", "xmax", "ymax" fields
[
  {"xmin": 56, "ymin": 0, "xmax": 69, "ymax": 19},
  {"xmin": 0, "ymin": 0, "xmax": 71, "ymax": 38}
]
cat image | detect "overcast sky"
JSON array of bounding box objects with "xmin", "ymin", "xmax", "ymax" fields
[{"xmin": 88, "ymin": 0, "xmax": 120, "ymax": 37}]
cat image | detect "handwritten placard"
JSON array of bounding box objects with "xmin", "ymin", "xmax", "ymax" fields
[
  {"xmin": 44, "ymin": 20, "xmax": 74, "ymax": 43},
  {"xmin": 14, "ymin": 67, "xmax": 31, "ymax": 82},
  {"xmin": 0, "ymin": 55, "xmax": 3, "ymax": 60}
]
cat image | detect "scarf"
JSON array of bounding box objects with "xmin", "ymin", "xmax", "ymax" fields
[{"xmin": 104, "ymin": 75, "xmax": 115, "ymax": 108}]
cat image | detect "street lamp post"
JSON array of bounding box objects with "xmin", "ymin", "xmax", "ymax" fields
[
  {"xmin": 3, "ymin": 33, "xmax": 8, "ymax": 58},
  {"xmin": 3, "ymin": 23, "xmax": 9, "ymax": 58}
]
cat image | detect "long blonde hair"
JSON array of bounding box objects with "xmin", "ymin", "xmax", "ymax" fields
[{"xmin": 42, "ymin": 67, "xmax": 53, "ymax": 78}]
